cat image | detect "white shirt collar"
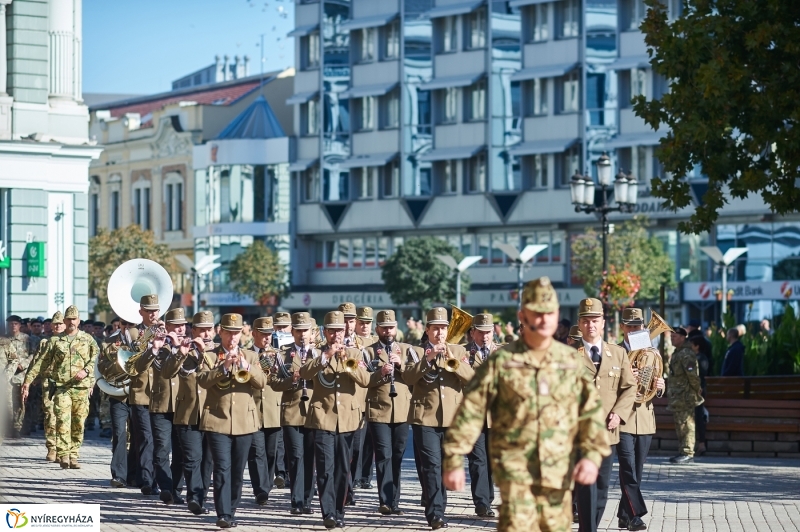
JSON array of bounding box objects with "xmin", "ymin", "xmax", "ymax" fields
[{"xmin": 582, "ymin": 339, "xmax": 603, "ymax": 356}]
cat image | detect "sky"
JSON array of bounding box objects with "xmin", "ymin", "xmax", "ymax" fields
[{"xmin": 83, "ymin": 0, "xmax": 295, "ymax": 95}]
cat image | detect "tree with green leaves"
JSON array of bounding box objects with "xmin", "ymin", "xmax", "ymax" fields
[
  {"xmin": 228, "ymin": 240, "xmax": 288, "ymax": 305},
  {"xmin": 89, "ymin": 225, "xmax": 175, "ymax": 314},
  {"xmin": 381, "ymin": 237, "xmax": 467, "ymax": 310},
  {"xmin": 633, "ymin": 0, "xmax": 800, "ymax": 234},
  {"xmin": 571, "ymin": 216, "xmax": 675, "ymax": 301}
]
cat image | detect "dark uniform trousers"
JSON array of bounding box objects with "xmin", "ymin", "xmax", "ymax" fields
[
  {"xmin": 151, "ymin": 412, "xmax": 184, "ymax": 496},
  {"xmin": 467, "ymin": 426, "xmax": 494, "ymax": 510},
  {"xmin": 694, "ymin": 404, "xmax": 707, "ymax": 444},
  {"xmin": 284, "ymin": 425, "xmax": 316, "ymax": 509},
  {"xmin": 360, "ymin": 423, "xmax": 374, "ymax": 484},
  {"xmin": 617, "ymin": 433, "xmax": 651, "ymax": 520},
  {"xmin": 130, "ymin": 405, "xmax": 156, "ymax": 490},
  {"xmin": 248, "ymin": 427, "xmax": 281, "ymax": 498},
  {"xmin": 413, "ymin": 425, "xmax": 448, "ymax": 525},
  {"xmin": 370, "ymin": 421, "xmax": 409, "ymax": 509},
  {"xmin": 276, "ymin": 430, "xmax": 288, "ymax": 481},
  {"xmin": 207, "ymin": 432, "xmax": 253, "ymax": 519},
  {"xmin": 350, "ymin": 418, "xmax": 374, "ymax": 485},
  {"xmin": 577, "ymin": 449, "xmax": 615, "ymax": 532},
  {"xmin": 315, "ymin": 429, "xmax": 355, "ymax": 521},
  {"xmin": 177, "ymin": 424, "xmax": 213, "ymax": 507},
  {"xmin": 109, "ymin": 398, "xmax": 130, "ymax": 481}
]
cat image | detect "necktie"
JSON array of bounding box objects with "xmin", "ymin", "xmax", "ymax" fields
[
  {"xmin": 591, "ymin": 346, "xmax": 601, "ymax": 372},
  {"xmin": 483, "ymin": 347, "xmax": 489, "ymax": 359},
  {"xmin": 300, "ymin": 347, "xmax": 307, "ymax": 363}
]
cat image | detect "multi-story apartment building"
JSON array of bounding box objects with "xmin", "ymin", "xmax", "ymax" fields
[
  {"xmin": 0, "ymin": 0, "xmax": 102, "ymax": 320},
  {"xmin": 283, "ymin": 0, "xmax": 797, "ymax": 326}
]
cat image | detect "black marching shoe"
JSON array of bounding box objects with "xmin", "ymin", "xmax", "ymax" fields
[
  {"xmin": 159, "ymin": 491, "xmax": 174, "ymax": 505},
  {"xmin": 290, "ymin": 507, "xmax": 303, "ymax": 515},
  {"xmin": 574, "ymin": 511, "xmax": 580, "ymax": 523},
  {"xmin": 172, "ymin": 493, "xmax": 185, "ymax": 505},
  {"xmin": 476, "ymin": 505, "xmax": 496, "ymax": 517},
  {"xmin": 274, "ymin": 476, "xmax": 286, "ymax": 489},
  {"xmin": 216, "ymin": 516, "xmax": 237, "ymax": 529},
  {"xmin": 302, "ymin": 507, "xmax": 313, "ymax": 515},
  {"xmin": 140, "ymin": 486, "xmax": 153, "ymax": 496},
  {"xmin": 110, "ymin": 478, "xmax": 126, "ymax": 488},
  {"xmin": 618, "ymin": 517, "xmax": 630, "ymax": 528},
  {"xmin": 323, "ymin": 516, "xmax": 337, "ymax": 529},
  {"xmin": 431, "ymin": 517, "xmax": 448, "ymax": 530},
  {"xmin": 669, "ymin": 454, "xmax": 694, "ymax": 464},
  {"xmin": 256, "ymin": 492, "xmax": 269, "ymax": 506},
  {"xmin": 379, "ymin": 505, "xmax": 392, "ymax": 515},
  {"xmin": 187, "ymin": 500, "xmax": 203, "ymax": 515},
  {"xmin": 336, "ymin": 519, "xmax": 345, "ymax": 527},
  {"xmin": 628, "ymin": 516, "xmax": 647, "ymax": 531},
  {"xmin": 392, "ymin": 508, "xmax": 404, "ymax": 515}
]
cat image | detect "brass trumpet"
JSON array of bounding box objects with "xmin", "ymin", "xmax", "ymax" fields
[
  {"xmin": 444, "ymin": 357, "xmax": 460, "ymax": 372},
  {"xmin": 234, "ymin": 354, "xmax": 251, "ymax": 384},
  {"xmin": 344, "ymin": 357, "xmax": 359, "ymax": 373}
]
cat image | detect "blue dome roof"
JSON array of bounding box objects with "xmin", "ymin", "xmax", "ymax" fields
[{"xmin": 216, "ymin": 95, "xmax": 285, "ymax": 140}]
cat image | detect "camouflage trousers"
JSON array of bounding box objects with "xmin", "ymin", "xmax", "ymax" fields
[
  {"xmin": 42, "ymin": 381, "xmax": 56, "ymax": 452},
  {"xmin": 11, "ymin": 383, "xmax": 24, "ymax": 431},
  {"xmin": 673, "ymin": 408, "xmax": 695, "ymax": 457},
  {"xmin": 497, "ymin": 482, "xmax": 571, "ymax": 532},
  {"xmin": 53, "ymin": 387, "xmax": 91, "ymax": 458},
  {"xmin": 98, "ymin": 392, "xmax": 111, "ymax": 430}
]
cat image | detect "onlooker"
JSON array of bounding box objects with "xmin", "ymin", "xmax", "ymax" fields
[
  {"xmin": 405, "ymin": 317, "xmax": 422, "ymax": 346},
  {"xmin": 686, "ymin": 320, "xmax": 713, "ymax": 376},
  {"xmin": 493, "ymin": 323, "xmax": 503, "ymax": 345},
  {"xmin": 567, "ymin": 325, "xmax": 582, "ymax": 348},
  {"xmin": 720, "ymin": 328, "xmax": 745, "ymax": 376},
  {"xmin": 688, "ymin": 336, "xmax": 709, "ymax": 454},
  {"xmin": 760, "ymin": 319, "xmax": 772, "ymax": 337},
  {"xmin": 736, "ymin": 324, "xmax": 747, "ymax": 340},
  {"xmin": 503, "ymin": 322, "xmax": 518, "ymax": 341},
  {"xmin": 555, "ymin": 318, "xmax": 571, "ymax": 344}
]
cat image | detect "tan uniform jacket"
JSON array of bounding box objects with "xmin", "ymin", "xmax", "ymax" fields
[
  {"xmin": 364, "ymin": 341, "xmax": 421, "ymax": 424},
  {"xmin": 126, "ymin": 326, "xmax": 154, "ymax": 406},
  {"xmin": 579, "ymin": 341, "xmax": 638, "ymax": 445},
  {"xmin": 195, "ymin": 347, "xmax": 266, "ymax": 435},
  {"xmin": 271, "ymin": 345, "xmax": 319, "ymax": 426},
  {"xmin": 404, "ymin": 343, "xmax": 475, "ymax": 428},
  {"xmin": 162, "ymin": 344, "xmax": 216, "ymax": 426},
  {"xmin": 299, "ymin": 346, "xmax": 369, "ymax": 433},
  {"xmin": 97, "ymin": 335, "xmax": 128, "ymax": 404},
  {"xmin": 133, "ymin": 345, "xmax": 180, "ymax": 414},
  {"xmin": 253, "ymin": 346, "xmax": 282, "ymax": 429},
  {"xmin": 618, "ymin": 342, "xmax": 657, "ymax": 436}
]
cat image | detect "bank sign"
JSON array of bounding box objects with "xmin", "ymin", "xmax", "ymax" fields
[{"xmin": 683, "ymin": 281, "xmax": 800, "ymax": 302}]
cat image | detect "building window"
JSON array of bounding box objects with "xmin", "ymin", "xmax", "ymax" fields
[
  {"xmin": 355, "ymin": 96, "xmax": 374, "ymax": 131},
  {"xmin": 353, "ymin": 167, "xmax": 375, "ymax": 199},
  {"xmin": 623, "ymin": 0, "xmax": 647, "ymax": 31},
  {"xmin": 323, "ymin": 168, "xmax": 348, "ymax": 202},
  {"xmin": 89, "ymin": 189, "xmax": 99, "ymax": 237},
  {"xmin": 379, "ymin": 90, "xmax": 399, "ymax": 129},
  {"xmin": 525, "ymin": 4, "xmax": 549, "ymax": 43},
  {"xmin": 465, "ymin": 153, "xmax": 486, "ymax": 193},
  {"xmin": 524, "ymin": 154, "xmax": 548, "ymax": 189},
  {"xmin": 466, "ymin": 80, "xmax": 486, "ymax": 121},
  {"xmin": 110, "ymin": 190, "xmax": 120, "ymax": 229},
  {"xmin": 357, "ymin": 27, "xmax": 376, "ymax": 63},
  {"xmin": 560, "ymin": 71, "xmax": 580, "ymax": 113},
  {"xmin": 558, "ymin": 0, "xmax": 580, "ymax": 38},
  {"xmin": 132, "ymin": 181, "xmax": 151, "ymax": 230},
  {"xmin": 436, "ymin": 160, "xmax": 458, "ymax": 194},
  {"xmin": 526, "ymin": 78, "xmax": 548, "ymax": 116},
  {"xmin": 302, "ymin": 167, "xmax": 320, "ymax": 202},
  {"xmin": 558, "ymin": 145, "xmax": 581, "ymax": 187},
  {"xmin": 302, "ymin": 33, "xmax": 320, "ymax": 69},
  {"xmin": 631, "ymin": 68, "xmax": 647, "ymax": 99},
  {"xmin": 439, "ymin": 16, "xmax": 458, "ymax": 53},
  {"xmin": 438, "ymin": 87, "xmax": 458, "ymax": 124},
  {"xmin": 465, "ymin": 8, "xmax": 486, "ymax": 50},
  {"xmin": 383, "ymin": 22, "xmax": 399, "ymax": 60},
  {"xmin": 302, "ymin": 99, "xmax": 319, "ymax": 135},
  {"xmin": 164, "ymin": 177, "xmax": 183, "ymax": 232},
  {"xmin": 381, "ymin": 160, "xmax": 399, "ymax": 198}
]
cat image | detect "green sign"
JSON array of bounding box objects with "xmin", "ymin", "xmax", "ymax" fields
[
  {"xmin": 0, "ymin": 240, "xmax": 9, "ymax": 269},
  {"xmin": 25, "ymin": 242, "xmax": 45, "ymax": 277}
]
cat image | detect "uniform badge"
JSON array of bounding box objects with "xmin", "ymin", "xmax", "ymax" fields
[
  {"xmin": 462, "ymin": 356, "xmax": 469, "ymax": 364},
  {"xmin": 376, "ymin": 348, "xmax": 383, "ymax": 355},
  {"xmin": 538, "ymin": 378, "xmax": 549, "ymax": 396}
]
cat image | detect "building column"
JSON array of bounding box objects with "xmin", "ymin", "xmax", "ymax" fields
[
  {"xmin": 0, "ymin": 1, "xmax": 13, "ymax": 140},
  {"xmin": 48, "ymin": 0, "xmax": 77, "ymax": 103}
]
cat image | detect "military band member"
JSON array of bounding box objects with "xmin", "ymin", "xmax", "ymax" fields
[
  {"xmin": 196, "ymin": 313, "xmax": 266, "ymax": 529},
  {"xmin": 404, "ymin": 307, "xmax": 475, "ymax": 530},
  {"xmin": 271, "ymin": 311, "xmax": 292, "ymax": 488},
  {"xmin": 271, "ymin": 312, "xmax": 318, "ymax": 514},
  {"xmin": 667, "ymin": 327, "xmax": 704, "ymax": 465},
  {"xmin": 443, "ymin": 277, "xmax": 611, "ymax": 532},
  {"xmin": 22, "ymin": 305, "xmax": 99, "ymax": 469},
  {"xmin": 350, "ymin": 306, "xmax": 377, "ymax": 495},
  {"xmin": 364, "ymin": 310, "xmax": 420, "ymax": 516},
  {"xmin": 617, "ymin": 309, "xmax": 666, "ymax": 531},
  {"xmin": 568, "ymin": 325, "xmax": 583, "ymax": 348},
  {"xmin": 134, "ymin": 307, "xmax": 188, "ymax": 504},
  {"xmin": 464, "ymin": 313, "xmax": 497, "ymax": 518},
  {"xmin": 576, "ymin": 298, "xmax": 637, "ymax": 532},
  {"xmin": 7, "ymin": 315, "xmax": 31, "ymax": 439},
  {"xmin": 300, "ymin": 311, "xmax": 370, "ymax": 529},
  {"xmin": 246, "ymin": 316, "xmax": 282, "ymax": 506},
  {"xmin": 163, "ymin": 310, "xmax": 217, "ymax": 516}
]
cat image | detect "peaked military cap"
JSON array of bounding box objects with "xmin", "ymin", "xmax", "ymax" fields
[
  {"xmin": 254, "ymin": 317, "xmax": 274, "ymax": 333},
  {"xmin": 140, "ymin": 294, "xmax": 160, "ymax": 311},
  {"xmin": 578, "ymin": 297, "xmax": 603, "ymax": 317},
  {"xmin": 522, "ymin": 277, "xmax": 559, "ymax": 313},
  {"xmin": 376, "ymin": 310, "xmax": 397, "ymax": 327},
  {"xmin": 426, "ymin": 307, "xmax": 449, "ymax": 325},
  {"xmin": 471, "ymin": 313, "xmax": 494, "ymax": 332},
  {"xmin": 273, "ymin": 312, "xmax": 292, "ymax": 326},
  {"xmin": 338, "ymin": 302, "xmax": 357, "ymax": 317},
  {"xmin": 5, "ymin": 315, "xmax": 22, "ymax": 323},
  {"xmin": 165, "ymin": 308, "xmax": 187, "ymax": 325},
  {"xmin": 621, "ymin": 308, "xmax": 644, "ymax": 325},
  {"xmin": 356, "ymin": 307, "xmax": 373, "ymax": 322},
  {"xmin": 291, "ymin": 312, "xmax": 313, "ymax": 330},
  {"xmin": 220, "ymin": 313, "xmax": 243, "ymax": 331},
  {"xmin": 64, "ymin": 305, "xmax": 80, "ymax": 319},
  {"xmin": 568, "ymin": 325, "xmax": 582, "ymax": 341},
  {"xmin": 324, "ymin": 311, "xmax": 346, "ymax": 329},
  {"xmin": 192, "ymin": 310, "xmax": 214, "ymax": 328},
  {"xmin": 51, "ymin": 311, "xmax": 64, "ymax": 325}
]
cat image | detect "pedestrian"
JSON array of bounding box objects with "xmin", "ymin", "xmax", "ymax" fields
[
  {"xmin": 721, "ymin": 328, "xmax": 745, "ymax": 376},
  {"xmin": 667, "ymin": 327, "xmax": 704, "ymax": 464}
]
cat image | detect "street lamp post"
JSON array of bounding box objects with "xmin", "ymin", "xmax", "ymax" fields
[
  {"xmin": 700, "ymin": 246, "xmax": 748, "ymax": 317},
  {"xmin": 570, "ymin": 153, "xmax": 639, "ymax": 338},
  {"xmin": 436, "ymin": 254, "xmax": 483, "ymax": 306},
  {"xmin": 175, "ymin": 254, "xmax": 222, "ymax": 314},
  {"xmin": 495, "ymin": 243, "xmax": 549, "ymax": 311}
]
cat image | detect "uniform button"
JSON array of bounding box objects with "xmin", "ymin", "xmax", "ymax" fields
[
  {"xmin": 439, "ymin": 377, "xmax": 444, "ymax": 381},
  {"xmin": 336, "ymin": 375, "xmax": 340, "ymax": 379},
  {"xmin": 437, "ymin": 368, "xmax": 442, "ymax": 373},
  {"xmin": 232, "ymin": 401, "xmax": 235, "ymax": 405},
  {"xmin": 336, "ymin": 392, "xmax": 340, "ymax": 396},
  {"xmin": 336, "ymin": 384, "xmax": 341, "ymax": 388},
  {"xmin": 337, "ymin": 401, "xmax": 341, "ymax": 405},
  {"xmin": 609, "ymin": 371, "xmax": 614, "ymax": 377}
]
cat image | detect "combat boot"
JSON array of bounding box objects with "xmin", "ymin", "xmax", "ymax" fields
[
  {"xmin": 69, "ymin": 455, "xmax": 81, "ymax": 469},
  {"xmin": 59, "ymin": 455, "xmax": 69, "ymax": 469},
  {"xmin": 46, "ymin": 450, "xmax": 56, "ymax": 462}
]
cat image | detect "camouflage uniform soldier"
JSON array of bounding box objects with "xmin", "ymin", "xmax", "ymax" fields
[
  {"xmin": 27, "ymin": 311, "xmax": 66, "ymax": 460},
  {"xmin": 443, "ymin": 278, "xmax": 611, "ymax": 532},
  {"xmin": 1, "ymin": 337, "xmax": 18, "ymax": 440},
  {"xmin": 6, "ymin": 315, "xmax": 32, "ymax": 438},
  {"xmin": 667, "ymin": 327, "xmax": 704, "ymax": 464},
  {"xmin": 22, "ymin": 305, "xmax": 99, "ymax": 469},
  {"xmin": 22, "ymin": 323, "xmax": 44, "ymax": 436}
]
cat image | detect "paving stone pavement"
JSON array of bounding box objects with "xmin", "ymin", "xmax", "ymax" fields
[{"xmin": 1, "ymin": 428, "xmax": 799, "ymax": 531}]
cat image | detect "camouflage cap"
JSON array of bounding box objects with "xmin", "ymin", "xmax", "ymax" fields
[
  {"xmin": 338, "ymin": 302, "xmax": 357, "ymax": 317},
  {"xmin": 568, "ymin": 325, "xmax": 582, "ymax": 340},
  {"xmin": 254, "ymin": 317, "xmax": 274, "ymax": 333},
  {"xmin": 220, "ymin": 313, "xmax": 243, "ymax": 332},
  {"xmin": 140, "ymin": 294, "xmax": 160, "ymax": 311},
  {"xmin": 291, "ymin": 312, "xmax": 313, "ymax": 330},
  {"xmin": 64, "ymin": 305, "xmax": 80, "ymax": 319},
  {"xmin": 376, "ymin": 310, "xmax": 397, "ymax": 327},
  {"xmin": 273, "ymin": 312, "xmax": 292, "ymax": 326},
  {"xmin": 51, "ymin": 311, "xmax": 64, "ymax": 325},
  {"xmin": 471, "ymin": 313, "xmax": 494, "ymax": 332},
  {"xmin": 578, "ymin": 298, "xmax": 603, "ymax": 317},
  {"xmin": 356, "ymin": 307, "xmax": 373, "ymax": 322},
  {"xmin": 522, "ymin": 277, "xmax": 559, "ymax": 313},
  {"xmin": 192, "ymin": 310, "xmax": 214, "ymax": 328},
  {"xmin": 165, "ymin": 307, "xmax": 187, "ymax": 325},
  {"xmin": 621, "ymin": 308, "xmax": 644, "ymax": 325},
  {"xmin": 324, "ymin": 311, "xmax": 346, "ymax": 329},
  {"xmin": 426, "ymin": 307, "xmax": 449, "ymax": 325}
]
